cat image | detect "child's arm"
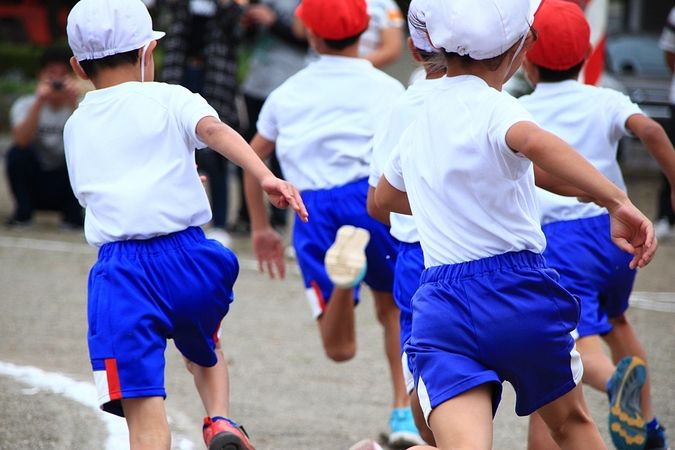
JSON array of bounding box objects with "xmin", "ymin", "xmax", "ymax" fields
[
  {"xmin": 534, "ymin": 166, "xmax": 589, "ymax": 198},
  {"xmin": 196, "ymin": 116, "xmax": 308, "ymax": 222},
  {"xmin": 366, "ymin": 186, "xmax": 391, "ymax": 225},
  {"xmin": 241, "ymin": 132, "xmax": 288, "ymax": 279},
  {"xmin": 626, "ymin": 113, "xmax": 675, "ymax": 210},
  {"xmin": 507, "ymin": 121, "xmax": 656, "ymax": 268},
  {"xmin": 374, "ymin": 175, "xmax": 412, "ymax": 215}
]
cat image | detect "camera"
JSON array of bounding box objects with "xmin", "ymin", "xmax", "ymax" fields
[{"xmin": 51, "ymin": 80, "xmax": 64, "ymax": 91}]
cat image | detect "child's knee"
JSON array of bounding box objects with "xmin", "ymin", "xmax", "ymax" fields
[
  {"xmin": 546, "ymin": 406, "xmax": 595, "ymax": 441},
  {"xmin": 324, "ymin": 342, "xmax": 356, "ymax": 362}
]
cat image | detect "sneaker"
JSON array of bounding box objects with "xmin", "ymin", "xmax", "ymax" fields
[
  {"xmin": 608, "ymin": 356, "xmax": 647, "ymax": 450},
  {"xmin": 654, "ymin": 218, "xmax": 674, "ymax": 241},
  {"xmin": 388, "ymin": 407, "xmax": 426, "ymax": 448},
  {"xmin": 207, "ymin": 228, "xmax": 232, "ymax": 247},
  {"xmin": 202, "ymin": 416, "xmax": 255, "ymax": 450},
  {"xmin": 348, "ymin": 439, "xmax": 384, "ymax": 450},
  {"xmin": 324, "ymin": 225, "xmax": 370, "ymax": 289},
  {"xmin": 645, "ymin": 422, "xmax": 670, "ymax": 450}
]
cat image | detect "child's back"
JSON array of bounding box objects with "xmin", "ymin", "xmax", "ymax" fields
[
  {"xmin": 519, "ymin": 81, "xmax": 639, "ymax": 223},
  {"xmin": 65, "ymin": 82, "xmax": 216, "ymax": 245},
  {"xmin": 389, "ymin": 75, "xmax": 544, "ymax": 266},
  {"xmin": 258, "ymin": 55, "xmax": 403, "ymax": 191}
]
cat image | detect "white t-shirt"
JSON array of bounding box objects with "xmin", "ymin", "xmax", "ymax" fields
[
  {"xmin": 64, "ymin": 82, "xmax": 218, "ymax": 247},
  {"xmin": 519, "ymin": 80, "xmax": 642, "ymax": 225},
  {"xmin": 384, "ymin": 75, "xmax": 545, "ymax": 267},
  {"xmin": 257, "ymin": 55, "xmax": 404, "ymax": 191},
  {"xmin": 369, "ymin": 77, "xmax": 444, "ymax": 243},
  {"xmin": 10, "ymin": 95, "xmax": 74, "ymax": 171},
  {"xmin": 358, "ymin": 0, "xmax": 404, "ymax": 58},
  {"xmin": 659, "ymin": 7, "xmax": 675, "ymax": 104}
]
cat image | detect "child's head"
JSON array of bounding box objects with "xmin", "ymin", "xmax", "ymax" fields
[
  {"xmin": 407, "ymin": 0, "xmax": 445, "ymax": 76},
  {"xmin": 424, "ymin": 0, "xmax": 540, "ymax": 83},
  {"xmin": 66, "ymin": 0, "xmax": 165, "ymax": 84},
  {"xmin": 523, "ymin": 0, "xmax": 591, "ymax": 84},
  {"xmin": 295, "ymin": 0, "xmax": 369, "ymax": 54}
]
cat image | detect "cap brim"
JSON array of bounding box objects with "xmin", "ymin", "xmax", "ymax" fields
[{"xmin": 152, "ymin": 30, "xmax": 165, "ymax": 40}]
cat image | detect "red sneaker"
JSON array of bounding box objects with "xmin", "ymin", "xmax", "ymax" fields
[{"xmin": 202, "ymin": 416, "xmax": 255, "ymax": 450}]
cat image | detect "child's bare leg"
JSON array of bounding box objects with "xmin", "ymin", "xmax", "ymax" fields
[
  {"xmin": 423, "ymin": 384, "xmax": 495, "ymax": 450},
  {"xmin": 536, "ymin": 384, "xmax": 606, "ymax": 450},
  {"xmin": 528, "ymin": 412, "xmax": 560, "ymax": 450},
  {"xmin": 372, "ymin": 289, "xmax": 408, "ymax": 409},
  {"xmin": 604, "ymin": 314, "xmax": 653, "ymax": 420},
  {"xmin": 576, "ymin": 336, "xmax": 615, "ymax": 392},
  {"xmin": 122, "ymin": 397, "xmax": 171, "ymax": 450},
  {"xmin": 184, "ymin": 341, "xmax": 230, "ymax": 418},
  {"xmin": 411, "ymin": 388, "xmax": 435, "ymax": 445},
  {"xmin": 317, "ymin": 287, "xmax": 357, "ymax": 361}
]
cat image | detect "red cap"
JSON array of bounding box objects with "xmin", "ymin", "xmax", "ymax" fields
[
  {"xmin": 296, "ymin": 0, "xmax": 369, "ymax": 40},
  {"xmin": 527, "ymin": 0, "xmax": 591, "ymax": 70}
]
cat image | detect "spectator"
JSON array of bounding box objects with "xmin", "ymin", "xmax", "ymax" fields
[
  {"xmin": 656, "ymin": 6, "xmax": 675, "ymax": 240},
  {"xmin": 359, "ymin": 0, "xmax": 405, "ymax": 68},
  {"xmin": 160, "ymin": 0, "xmax": 246, "ymax": 246},
  {"xmin": 5, "ymin": 45, "xmax": 83, "ymax": 229},
  {"xmin": 236, "ymin": 0, "xmax": 308, "ymax": 232}
]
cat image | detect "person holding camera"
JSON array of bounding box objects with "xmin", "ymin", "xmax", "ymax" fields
[{"xmin": 5, "ymin": 45, "xmax": 83, "ymax": 228}]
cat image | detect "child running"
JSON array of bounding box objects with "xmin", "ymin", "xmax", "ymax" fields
[
  {"xmin": 242, "ymin": 0, "xmax": 411, "ymax": 442},
  {"xmin": 517, "ymin": 2, "xmax": 675, "ymax": 449},
  {"xmin": 64, "ymin": 1, "xmax": 307, "ymax": 449},
  {"xmin": 374, "ymin": 0, "xmax": 657, "ymax": 449},
  {"xmin": 366, "ymin": 0, "xmax": 445, "ymax": 446}
]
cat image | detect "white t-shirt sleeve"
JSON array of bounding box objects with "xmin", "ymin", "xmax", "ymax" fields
[
  {"xmin": 173, "ymin": 86, "xmax": 219, "ymax": 150},
  {"xmin": 369, "ymin": 109, "xmax": 395, "ymax": 187},
  {"xmin": 605, "ymin": 89, "xmax": 643, "ymax": 140},
  {"xmin": 379, "ymin": 0, "xmax": 404, "ymax": 28},
  {"xmin": 9, "ymin": 95, "xmax": 34, "ymax": 128},
  {"xmin": 488, "ymin": 94, "xmax": 536, "ymax": 156},
  {"xmin": 383, "ymin": 142, "xmax": 406, "ymax": 192},
  {"xmin": 659, "ymin": 7, "xmax": 675, "ymax": 52},
  {"xmin": 255, "ymin": 93, "xmax": 280, "ymax": 142}
]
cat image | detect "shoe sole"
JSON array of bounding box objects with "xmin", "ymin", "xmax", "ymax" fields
[
  {"xmin": 609, "ymin": 356, "xmax": 647, "ymax": 450},
  {"xmin": 348, "ymin": 439, "xmax": 384, "ymax": 450},
  {"xmin": 388, "ymin": 431, "xmax": 426, "ymax": 448},
  {"xmin": 209, "ymin": 432, "xmax": 255, "ymax": 450},
  {"xmin": 324, "ymin": 225, "xmax": 370, "ymax": 289}
]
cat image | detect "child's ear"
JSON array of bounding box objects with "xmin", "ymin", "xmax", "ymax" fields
[
  {"xmin": 407, "ymin": 37, "xmax": 423, "ymax": 63},
  {"xmin": 70, "ymin": 56, "xmax": 89, "ymax": 81},
  {"xmin": 139, "ymin": 41, "xmax": 158, "ymax": 67},
  {"xmin": 522, "ymin": 59, "xmax": 539, "ymax": 85}
]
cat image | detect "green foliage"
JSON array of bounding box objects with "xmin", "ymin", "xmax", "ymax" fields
[{"xmin": 0, "ymin": 42, "xmax": 42, "ymax": 79}]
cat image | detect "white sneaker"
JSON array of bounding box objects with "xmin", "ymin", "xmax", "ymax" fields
[
  {"xmin": 207, "ymin": 228, "xmax": 232, "ymax": 247},
  {"xmin": 324, "ymin": 225, "xmax": 370, "ymax": 289},
  {"xmin": 348, "ymin": 440, "xmax": 384, "ymax": 450}
]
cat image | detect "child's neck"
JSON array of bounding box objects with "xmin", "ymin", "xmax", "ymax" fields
[
  {"xmin": 446, "ymin": 65, "xmax": 505, "ymax": 91},
  {"xmin": 91, "ymin": 65, "xmax": 144, "ymax": 90}
]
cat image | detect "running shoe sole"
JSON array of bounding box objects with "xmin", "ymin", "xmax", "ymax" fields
[
  {"xmin": 609, "ymin": 356, "xmax": 647, "ymax": 450},
  {"xmin": 208, "ymin": 432, "xmax": 255, "ymax": 450},
  {"xmin": 324, "ymin": 225, "xmax": 370, "ymax": 289}
]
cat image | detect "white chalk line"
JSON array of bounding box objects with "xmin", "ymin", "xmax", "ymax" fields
[{"xmin": 0, "ymin": 361, "xmax": 195, "ymax": 450}]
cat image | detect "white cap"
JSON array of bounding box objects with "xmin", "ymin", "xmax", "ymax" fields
[
  {"xmin": 67, "ymin": 0, "xmax": 165, "ymax": 62},
  {"xmin": 407, "ymin": 0, "xmax": 436, "ymax": 53},
  {"xmin": 425, "ymin": 0, "xmax": 540, "ymax": 60}
]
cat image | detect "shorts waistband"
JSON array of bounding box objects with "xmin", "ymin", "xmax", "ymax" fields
[
  {"xmin": 98, "ymin": 227, "xmax": 205, "ymax": 258},
  {"xmin": 300, "ymin": 177, "xmax": 368, "ymax": 199},
  {"xmin": 542, "ymin": 213, "xmax": 609, "ymax": 234},
  {"xmin": 398, "ymin": 241, "xmax": 422, "ymax": 252},
  {"xmin": 420, "ymin": 251, "xmax": 546, "ymax": 284}
]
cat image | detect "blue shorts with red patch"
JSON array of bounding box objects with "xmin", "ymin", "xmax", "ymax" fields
[
  {"xmin": 543, "ymin": 213, "xmax": 636, "ymax": 338},
  {"xmin": 293, "ymin": 178, "xmax": 397, "ymax": 318},
  {"xmin": 88, "ymin": 227, "xmax": 238, "ymax": 416}
]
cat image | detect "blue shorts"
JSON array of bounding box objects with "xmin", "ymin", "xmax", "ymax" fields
[
  {"xmin": 394, "ymin": 241, "xmax": 424, "ymax": 393},
  {"xmin": 543, "ymin": 214, "xmax": 635, "ymax": 338},
  {"xmin": 88, "ymin": 227, "xmax": 239, "ymax": 416},
  {"xmin": 293, "ymin": 178, "xmax": 397, "ymax": 318},
  {"xmin": 409, "ymin": 251, "xmax": 582, "ymax": 421}
]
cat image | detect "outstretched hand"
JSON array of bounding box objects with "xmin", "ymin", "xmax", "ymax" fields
[
  {"xmin": 252, "ymin": 227, "xmax": 286, "ymax": 279},
  {"xmin": 261, "ymin": 176, "xmax": 309, "ymax": 223},
  {"xmin": 609, "ymin": 201, "xmax": 657, "ymax": 269}
]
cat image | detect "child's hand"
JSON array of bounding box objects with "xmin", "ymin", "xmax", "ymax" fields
[
  {"xmin": 252, "ymin": 227, "xmax": 286, "ymax": 279},
  {"xmin": 608, "ymin": 201, "xmax": 658, "ymax": 269},
  {"xmin": 261, "ymin": 176, "xmax": 309, "ymax": 223}
]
